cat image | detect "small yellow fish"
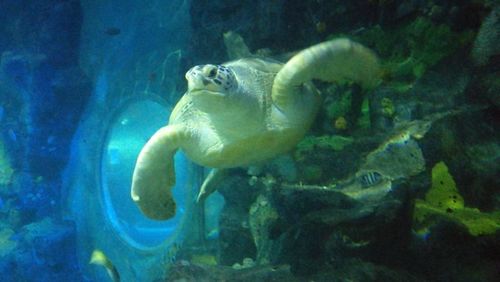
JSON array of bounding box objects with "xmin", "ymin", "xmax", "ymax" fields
[{"xmin": 89, "ymin": 249, "xmax": 120, "ymax": 282}]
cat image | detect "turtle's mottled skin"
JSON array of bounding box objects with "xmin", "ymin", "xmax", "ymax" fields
[
  {"xmin": 175, "ymin": 59, "xmax": 319, "ymax": 168},
  {"xmin": 132, "ymin": 38, "xmax": 380, "ymax": 220}
]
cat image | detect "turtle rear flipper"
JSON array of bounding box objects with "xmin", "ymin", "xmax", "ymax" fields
[
  {"xmin": 196, "ymin": 168, "xmax": 229, "ymax": 203},
  {"xmin": 131, "ymin": 125, "xmax": 185, "ymax": 220},
  {"xmin": 272, "ymin": 38, "xmax": 380, "ymax": 109}
]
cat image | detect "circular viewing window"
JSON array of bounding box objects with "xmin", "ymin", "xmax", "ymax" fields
[{"xmin": 100, "ymin": 98, "xmax": 190, "ymax": 249}]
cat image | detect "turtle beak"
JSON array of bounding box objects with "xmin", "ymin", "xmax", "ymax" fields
[
  {"xmin": 185, "ymin": 66, "xmax": 205, "ymax": 92},
  {"xmin": 185, "ymin": 65, "xmax": 226, "ymax": 97}
]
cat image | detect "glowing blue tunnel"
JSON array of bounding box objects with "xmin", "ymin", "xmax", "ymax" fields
[{"xmin": 100, "ymin": 98, "xmax": 190, "ymax": 249}]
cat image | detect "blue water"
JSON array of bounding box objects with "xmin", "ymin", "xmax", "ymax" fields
[{"xmin": 1, "ymin": 1, "xmax": 499, "ymax": 282}]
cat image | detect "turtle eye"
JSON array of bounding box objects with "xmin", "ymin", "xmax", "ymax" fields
[{"xmin": 208, "ymin": 68, "xmax": 217, "ymax": 78}]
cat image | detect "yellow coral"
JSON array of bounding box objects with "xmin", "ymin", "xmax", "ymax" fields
[
  {"xmin": 425, "ymin": 161, "xmax": 464, "ymax": 210},
  {"xmin": 334, "ymin": 116, "xmax": 348, "ymax": 130},
  {"xmin": 414, "ymin": 161, "xmax": 500, "ymax": 236}
]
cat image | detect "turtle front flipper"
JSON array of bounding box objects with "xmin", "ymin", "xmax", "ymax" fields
[
  {"xmin": 272, "ymin": 38, "xmax": 380, "ymax": 109},
  {"xmin": 131, "ymin": 125, "xmax": 186, "ymax": 220}
]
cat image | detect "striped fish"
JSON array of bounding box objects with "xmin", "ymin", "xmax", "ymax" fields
[{"xmin": 359, "ymin": 171, "xmax": 383, "ymax": 188}]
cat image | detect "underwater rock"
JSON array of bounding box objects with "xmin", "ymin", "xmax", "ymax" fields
[
  {"xmin": 362, "ymin": 135, "xmax": 425, "ymax": 181},
  {"xmin": 295, "ymin": 135, "xmax": 354, "ymax": 162},
  {"xmin": 472, "ymin": 6, "xmax": 500, "ymax": 67},
  {"xmin": 267, "ymin": 155, "xmax": 298, "ymax": 183},
  {"xmin": 222, "ymin": 106, "xmax": 492, "ymax": 277},
  {"xmin": 464, "ymin": 141, "xmax": 500, "ymax": 210},
  {"xmin": 309, "ymin": 258, "xmax": 420, "ymax": 282},
  {"xmin": 323, "ymin": 85, "xmax": 353, "ymax": 123},
  {"xmin": 268, "ymin": 183, "xmax": 411, "ymax": 277},
  {"xmin": 411, "ymin": 220, "xmax": 500, "ymax": 282},
  {"xmin": 0, "ymin": 50, "xmax": 91, "ymax": 180},
  {"xmin": 410, "ymin": 163, "xmax": 500, "ymax": 282},
  {"xmin": 417, "ymin": 107, "xmax": 500, "ymax": 211},
  {"xmin": 249, "ymin": 194, "xmax": 279, "ymax": 264},
  {"xmin": 478, "ymin": 73, "xmax": 500, "ymax": 108},
  {"xmin": 409, "ymin": 58, "xmax": 471, "ymax": 116},
  {"xmin": 248, "ymin": 155, "xmax": 298, "ymax": 183},
  {"xmin": 320, "ymin": 84, "xmax": 368, "ymax": 133},
  {"xmin": 341, "ymin": 107, "xmax": 489, "ymax": 203},
  {"xmin": 465, "ymin": 142, "xmax": 500, "ymax": 183},
  {"xmin": 0, "ymin": 0, "xmax": 82, "ymax": 67},
  {"xmin": 293, "ymin": 133, "xmax": 373, "ymax": 185},
  {"xmin": 180, "ymin": 2, "xmax": 500, "ymax": 281},
  {"xmin": 369, "ymin": 88, "xmax": 398, "ymax": 132},
  {"xmin": 0, "ymin": 0, "xmax": 91, "ymax": 182},
  {"xmin": 189, "ymin": 0, "xmax": 285, "ymax": 63},
  {"xmin": 338, "ymin": 172, "xmax": 393, "ymax": 203},
  {"xmin": 223, "ymin": 31, "xmax": 253, "ymax": 60},
  {"xmin": 0, "ymin": 216, "xmax": 80, "ymax": 281},
  {"xmin": 216, "ymin": 173, "xmax": 260, "ymax": 265},
  {"xmin": 232, "ymin": 257, "xmax": 256, "ymax": 269},
  {"xmin": 0, "ymin": 141, "xmax": 14, "ymax": 186},
  {"xmin": 334, "ymin": 119, "xmax": 429, "ymax": 202},
  {"xmin": 0, "ymin": 227, "xmax": 18, "ymax": 281},
  {"xmin": 15, "ymin": 217, "xmax": 80, "ymax": 280},
  {"xmin": 166, "ymin": 260, "xmax": 297, "ymax": 282},
  {"xmin": 0, "ymin": 228, "xmax": 17, "ymax": 258}
]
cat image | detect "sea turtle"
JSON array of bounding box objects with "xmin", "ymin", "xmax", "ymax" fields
[{"xmin": 131, "ymin": 38, "xmax": 379, "ymax": 220}]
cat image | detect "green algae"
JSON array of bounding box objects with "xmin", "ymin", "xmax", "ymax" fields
[
  {"xmin": 345, "ymin": 17, "xmax": 475, "ymax": 93},
  {"xmin": 295, "ymin": 135, "xmax": 354, "ymax": 161},
  {"xmin": 325, "ymin": 87, "xmax": 353, "ymax": 120}
]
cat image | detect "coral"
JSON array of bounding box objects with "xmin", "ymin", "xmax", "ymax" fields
[
  {"xmin": 414, "ymin": 162, "xmax": 500, "ymax": 236},
  {"xmin": 324, "ymin": 85, "xmax": 370, "ymax": 131},
  {"xmin": 324, "ymin": 86, "xmax": 353, "ymax": 120},
  {"xmin": 0, "ymin": 141, "xmax": 14, "ymax": 186},
  {"xmin": 249, "ymin": 195, "xmax": 279, "ymax": 264},
  {"xmin": 334, "ymin": 116, "xmax": 348, "ymax": 130},
  {"xmin": 425, "ymin": 162, "xmax": 464, "ymax": 210},
  {"xmin": 351, "ymin": 17, "xmax": 475, "ymax": 93},
  {"xmin": 294, "ymin": 135, "xmax": 354, "ymax": 161}
]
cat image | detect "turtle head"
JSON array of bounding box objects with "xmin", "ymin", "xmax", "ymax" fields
[{"xmin": 186, "ymin": 64, "xmax": 237, "ymax": 97}]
